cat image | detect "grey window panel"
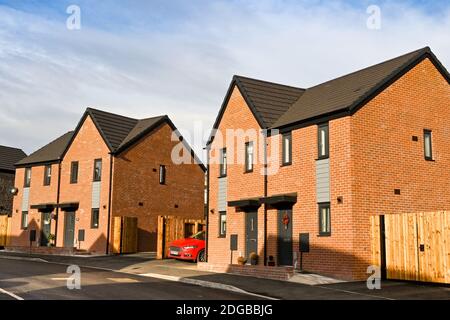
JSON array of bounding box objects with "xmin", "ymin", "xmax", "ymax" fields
[
  {"xmin": 91, "ymin": 181, "xmax": 101, "ymax": 209},
  {"xmin": 21, "ymin": 187, "xmax": 30, "ymax": 212},
  {"xmin": 218, "ymin": 177, "xmax": 227, "ymax": 212},
  {"xmin": 316, "ymin": 158, "xmax": 330, "ymax": 203}
]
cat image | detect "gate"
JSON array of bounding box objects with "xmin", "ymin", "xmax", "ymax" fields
[
  {"xmin": 371, "ymin": 212, "xmax": 450, "ymax": 284},
  {"xmin": 112, "ymin": 216, "xmax": 138, "ymax": 254},
  {"xmin": 0, "ymin": 215, "xmax": 11, "ymax": 247},
  {"xmin": 156, "ymin": 215, "xmax": 205, "ymax": 259}
]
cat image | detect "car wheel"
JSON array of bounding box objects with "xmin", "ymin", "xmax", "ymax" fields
[{"xmin": 197, "ymin": 250, "xmax": 206, "ymax": 263}]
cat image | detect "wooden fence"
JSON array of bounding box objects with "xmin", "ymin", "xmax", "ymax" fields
[
  {"xmin": 0, "ymin": 215, "xmax": 11, "ymax": 247},
  {"xmin": 371, "ymin": 211, "xmax": 450, "ymax": 284},
  {"xmin": 112, "ymin": 216, "xmax": 138, "ymax": 254},
  {"xmin": 156, "ymin": 215, "xmax": 205, "ymax": 259}
]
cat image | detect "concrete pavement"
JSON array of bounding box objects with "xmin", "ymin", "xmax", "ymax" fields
[
  {"xmin": 0, "ymin": 251, "xmax": 449, "ymax": 300},
  {"xmin": 0, "ymin": 258, "xmax": 261, "ymax": 300}
]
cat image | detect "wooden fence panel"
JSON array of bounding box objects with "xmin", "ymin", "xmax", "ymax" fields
[
  {"xmin": 122, "ymin": 217, "xmax": 138, "ymax": 254},
  {"xmin": 370, "ymin": 215, "xmax": 381, "ymax": 267},
  {"xmin": 156, "ymin": 215, "xmax": 206, "ymax": 259},
  {"xmin": 0, "ymin": 215, "xmax": 9, "ymax": 246},
  {"xmin": 374, "ymin": 211, "xmax": 449, "ymax": 284},
  {"xmin": 112, "ymin": 216, "xmax": 138, "ymax": 254}
]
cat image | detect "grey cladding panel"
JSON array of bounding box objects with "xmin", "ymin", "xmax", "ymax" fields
[
  {"xmin": 21, "ymin": 187, "xmax": 30, "ymax": 211},
  {"xmin": 316, "ymin": 158, "xmax": 330, "ymax": 203},
  {"xmin": 218, "ymin": 177, "xmax": 227, "ymax": 212},
  {"xmin": 92, "ymin": 181, "xmax": 101, "ymax": 209}
]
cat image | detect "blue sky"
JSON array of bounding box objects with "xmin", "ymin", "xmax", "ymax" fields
[{"xmin": 0, "ymin": 0, "xmax": 449, "ymax": 158}]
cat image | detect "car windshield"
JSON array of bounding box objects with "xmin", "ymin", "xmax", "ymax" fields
[{"xmin": 190, "ymin": 230, "xmax": 205, "ymax": 240}]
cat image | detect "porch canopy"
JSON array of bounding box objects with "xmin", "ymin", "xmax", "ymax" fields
[
  {"xmin": 57, "ymin": 202, "xmax": 79, "ymax": 211},
  {"xmin": 228, "ymin": 198, "xmax": 261, "ymax": 210},
  {"xmin": 260, "ymin": 193, "xmax": 297, "ymax": 207},
  {"xmin": 30, "ymin": 203, "xmax": 57, "ymax": 212}
]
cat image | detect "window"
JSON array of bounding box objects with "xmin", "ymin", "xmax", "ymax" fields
[
  {"xmin": 245, "ymin": 142, "xmax": 254, "ymax": 172},
  {"xmin": 219, "ymin": 148, "xmax": 227, "ymax": 177},
  {"xmin": 159, "ymin": 165, "xmax": 166, "ymax": 184},
  {"xmin": 93, "ymin": 159, "xmax": 102, "ymax": 182},
  {"xmin": 24, "ymin": 168, "xmax": 31, "ymax": 187},
  {"xmin": 70, "ymin": 161, "xmax": 79, "ymax": 184},
  {"xmin": 282, "ymin": 132, "xmax": 292, "ymax": 165},
  {"xmin": 219, "ymin": 211, "xmax": 226, "ymax": 237},
  {"xmin": 319, "ymin": 203, "xmax": 331, "ymax": 236},
  {"xmin": 184, "ymin": 223, "xmax": 195, "ymax": 238},
  {"xmin": 318, "ymin": 123, "xmax": 329, "ymax": 159},
  {"xmin": 21, "ymin": 211, "xmax": 28, "ymax": 230},
  {"xmin": 91, "ymin": 209, "xmax": 99, "ymax": 229},
  {"xmin": 43, "ymin": 165, "xmax": 51, "ymax": 186},
  {"xmin": 424, "ymin": 130, "xmax": 433, "ymax": 160}
]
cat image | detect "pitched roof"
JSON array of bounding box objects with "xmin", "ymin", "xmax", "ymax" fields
[
  {"xmin": 16, "ymin": 131, "xmax": 74, "ymax": 167},
  {"xmin": 0, "ymin": 145, "xmax": 26, "ymax": 172},
  {"xmin": 273, "ymin": 47, "xmax": 450, "ymax": 128},
  {"xmin": 234, "ymin": 76, "xmax": 305, "ymax": 128},
  {"xmin": 87, "ymin": 108, "xmax": 140, "ymax": 151}
]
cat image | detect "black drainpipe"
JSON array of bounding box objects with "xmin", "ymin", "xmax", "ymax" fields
[
  {"xmin": 54, "ymin": 161, "xmax": 62, "ymax": 245},
  {"xmin": 205, "ymin": 146, "xmax": 210, "ymax": 262},
  {"xmin": 105, "ymin": 153, "xmax": 113, "ymax": 255},
  {"xmin": 263, "ymin": 131, "xmax": 268, "ymax": 266}
]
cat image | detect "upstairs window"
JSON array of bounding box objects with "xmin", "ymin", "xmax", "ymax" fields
[
  {"xmin": 282, "ymin": 132, "xmax": 292, "ymax": 165},
  {"xmin": 424, "ymin": 130, "xmax": 433, "ymax": 161},
  {"xmin": 159, "ymin": 165, "xmax": 166, "ymax": 185},
  {"xmin": 245, "ymin": 142, "xmax": 254, "ymax": 172},
  {"xmin": 93, "ymin": 159, "xmax": 102, "ymax": 182},
  {"xmin": 219, "ymin": 148, "xmax": 227, "ymax": 177},
  {"xmin": 24, "ymin": 168, "xmax": 31, "ymax": 188},
  {"xmin": 44, "ymin": 165, "xmax": 52, "ymax": 186},
  {"xmin": 70, "ymin": 161, "xmax": 79, "ymax": 184},
  {"xmin": 318, "ymin": 123, "xmax": 329, "ymax": 159}
]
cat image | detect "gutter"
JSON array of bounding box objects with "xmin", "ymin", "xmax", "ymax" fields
[{"xmin": 105, "ymin": 153, "xmax": 113, "ymax": 254}]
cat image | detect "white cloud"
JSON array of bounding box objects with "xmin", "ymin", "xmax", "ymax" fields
[{"xmin": 0, "ymin": 1, "xmax": 449, "ymax": 161}]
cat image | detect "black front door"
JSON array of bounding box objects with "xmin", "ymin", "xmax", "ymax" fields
[
  {"xmin": 40, "ymin": 212, "xmax": 52, "ymax": 246},
  {"xmin": 277, "ymin": 208, "xmax": 293, "ymax": 266},
  {"xmin": 64, "ymin": 211, "xmax": 75, "ymax": 248},
  {"xmin": 245, "ymin": 211, "xmax": 258, "ymax": 259}
]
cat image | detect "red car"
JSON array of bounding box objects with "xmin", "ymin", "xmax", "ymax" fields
[{"xmin": 167, "ymin": 230, "xmax": 206, "ymax": 262}]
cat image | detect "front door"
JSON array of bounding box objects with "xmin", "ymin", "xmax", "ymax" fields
[
  {"xmin": 277, "ymin": 208, "xmax": 293, "ymax": 266},
  {"xmin": 64, "ymin": 211, "xmax": 75, "ymax": 248},
  {"xmin": 40, "ymin": 212, "xmax": 52, "ymax": 246},
  {"xmin": 245, "ymin": 211, "xmax": 258, "ymax": 259}
]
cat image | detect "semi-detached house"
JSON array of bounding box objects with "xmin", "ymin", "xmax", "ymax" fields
[
  {"xmin": 10, "ymin": 108, "xmax": 205, "ymax": 254},
  {"xmin": 203, "ymin": 47, "xmax": 450, "ymax": 281}
]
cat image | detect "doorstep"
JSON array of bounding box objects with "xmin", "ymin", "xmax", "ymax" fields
[{"xmin": 198, "ymin": 262, "xmax": 295, "ymax": 281}]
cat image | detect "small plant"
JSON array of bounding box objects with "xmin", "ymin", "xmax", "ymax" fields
[
  {"xmin": 47, "ymin": 234, "xmax": 56, "ymax": 246},
  {"xmin": 249, "ymin": 252, "xmax": 259, "ymax": 265},
  {"xmin": 237, "ymin": 256, "xmax": 247, "ymax": 265}
]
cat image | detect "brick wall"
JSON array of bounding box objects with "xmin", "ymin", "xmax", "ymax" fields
[
  {"xmin": 349, "ymin": 57, "xmax": 450, "ymax": 279},
  {"xmin": 111, "ymin": 122, "xmax": 205, "ymax": 252},
  {"xmin": 58, "ymin": 115, "xmax": 111, "ymax": 253}
]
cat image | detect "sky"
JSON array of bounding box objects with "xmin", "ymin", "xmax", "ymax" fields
[{"xmin": 0, "ymin": 0, "xmax": 449, "ymax": 160}]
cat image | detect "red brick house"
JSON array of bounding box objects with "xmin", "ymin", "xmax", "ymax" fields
[
  {"xmin": 9, "ymin": 108, "xmax": 205, "ymax": 254},
  {"xmin": 203, "ymin": 47, "xmax": 450, "ymax": 280}
]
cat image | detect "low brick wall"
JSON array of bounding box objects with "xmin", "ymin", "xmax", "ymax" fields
[
  {"xmin": 198, "ymin": 262, "xmax": 295, "ymax": 281},
  {"xmin": 5, "ymin": 246, "xmax": 76, "ymax": 256}
]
